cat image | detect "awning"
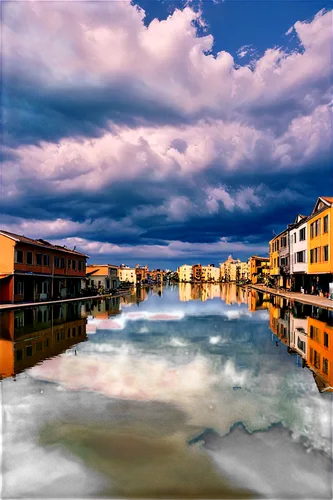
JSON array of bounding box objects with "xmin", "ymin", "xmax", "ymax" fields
[{"xmin": 0, "ymin": 274, "xmax": 12, "ymax": 280}]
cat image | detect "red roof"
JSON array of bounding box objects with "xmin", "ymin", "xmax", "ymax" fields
[{"xmin": 0, "ymin": 230, "xmax": 88, "ymax": 258}]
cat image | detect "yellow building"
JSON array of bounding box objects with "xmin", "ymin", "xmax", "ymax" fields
[
  {"xmin": 307, "ymin": 197, "xmax": 333, "ymax": 295},
  {"xmin": 118, "ymin": 266, "xmax": 137, "ymax": 285},
  {"xmin": 178, "ymin": 265, "xmax": 192, "ymax": 282},
  {"xmin": 249, "ymin": 255, "xmax": 270, "ymax": 284},
  {"xmin": 220, "ymin": 255, "xmax": 249, "ymax": 282},
  {"xmin": 269, "ymin": 228, "xmax": 290, "ymax": 288}
]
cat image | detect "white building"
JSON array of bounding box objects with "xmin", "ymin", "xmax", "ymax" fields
[
  {"xmin": 118, "ymin": 266, "xmax": 137, "ymax": 285},
  {"xmin": 289, "ymin": 214, "xmax": 308, "ymax": 291},
  {"xmin": 178, "ymin": 265, "xmax": 192, "ymax": 282},
  {"xmin": 202, "ymin": 265, "xmax": 220, "ymax": 282}
]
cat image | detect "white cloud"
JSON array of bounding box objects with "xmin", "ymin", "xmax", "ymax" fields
[{"xmin": 1, "ymin": 2, "xmax": 331, "ymax": 256}]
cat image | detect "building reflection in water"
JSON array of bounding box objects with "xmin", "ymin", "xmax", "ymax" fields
[
  {"xmin": 267, "ymin": 294, "xmax": 333, "ymax": 393},
  {"xmin": 178, "ymin": 283, "xmax": 248, "ymax": 305},
  {"xmin": 0, "ymin": 302, "xmax": 88, "ymax": 380}
]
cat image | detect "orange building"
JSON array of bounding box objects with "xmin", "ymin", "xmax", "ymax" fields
[
  {"xmin": 307, "ymin": 197, "xmax": 333, "ymax": 295},
  {"xmin": 192, "ymin": 264, "xmax": 202, "ymax": 283},
  {"xmin": 249, "ymin": 256, "xmax": 270, "ymax": 284},
  {"xmin": 86, "ymin": 264, "xmax": 119, "ymax": 291},
  {"xmin": 307, "ymin": 314, "xmax": 333, "ymax": 391},
  {"xmin": 148, "ymin": 269, "xmax": 165, "ymax": 282},
  {"xmin": 0, "ymin": 303, "xmax": 87, "ymax": 379},
  {"xmin": 0, "ymin": 230, "xmax": 88, "ymax": 303},
  {"xmin": 135, "ymin": 264, "xmax": 149, "ymax": 283}
]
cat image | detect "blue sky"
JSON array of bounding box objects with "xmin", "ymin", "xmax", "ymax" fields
[{"xmin": 1, "ymin": 0, "xmax": 332, "ymax": 269}]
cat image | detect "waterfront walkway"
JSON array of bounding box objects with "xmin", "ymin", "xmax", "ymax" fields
[
  {"xmin": 0, "ymin": 291, "xmax": 131, "ymax": 311},
  {"xmin": 249, "ymin": 284, "xmax": 333, "ymax": 310}
]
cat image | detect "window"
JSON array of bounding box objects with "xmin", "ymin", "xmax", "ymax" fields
[
  {"xmin": 296, "ymin": 251, "xmax": 305, "ymax": 263},
  {"xmin": 323, "ymin": 358, "xmax": 328, "ymax": 375},
  {"xmin": 26, "ymin": 251, "xmax": 33, "ymax": 265},
  {"xmin": 294, "ymin": 233, "xmax": 296, "ymax": 243},
  {"xmin": 78, "ymin": 261, "xmax": 84, "ymax": 271},
  {"xmin": 310, "ymin": 247, "xmax": 321, "ymax": 264},
  {"xmin": 67, "ymin": 328, "xmax": 71, "ymax": 339},
  {"xmin": 55, "ymin": 257, "xmax": 64, "ymax": 268},
  {"xmin": 323, "ymin": 215, "xmax": 329, "ymax": 233},
  {"xmin": 43, "ymin": 254, "xmax": 50, "ymax": 266},
  {"xmin": 36, "ymin": 253, "xmax": 42, "ymax": 266},
  {"xmin": 16, "ymin": 349, "xmax": 23, "ymax": 361},
  {"xmin": 280, "ymin": 236, "xmax": 287, "ymax": 248},
  {"xmin": 313, "ymin": 350, "xmax": 320, "ymax": 370},
  {"xmin": 323, "ymin": 245, "xmax": 329, "ymax": 262},
  {"xmin": 72, "ymin": 328, "xmax": 76, "ymax": 337},
  {"xmin": 78, "ymin": 326, "xmax": 82, "ymax": 336},
  {"xmin": 310, "ymin": 325, "xmax": 320, "ymax": 342},
  {"xmin": 72, "ymin": 260, "xmax": 76, "ymax": 270},
  {"xmin": 324, "ymin": 332, "xmax": 329, "ymax": 348},
  {"xmin": 297, "ymin": 338, "xmax": 306, "ymax": 352},
  {"xmin": 14, "ymin": 281, "xmax": 23, "ymax": 295},
  {"xmin": 68, "ymin": 259, "xmax": 71, "ymax": 269},
  {"xmin": 26, "ymin": 345, "xmax": 33, "ymax": 357},
  {"xmin": 15, "ymin": 249, "xmax": 23, "ymax": 264},
  {"xmin": 299, "ymin": 227, "xmax": 306, "ymax": 241},
  {"xmin": 310, "ymin": 219, "xmax": 320, "ymax": 239}
]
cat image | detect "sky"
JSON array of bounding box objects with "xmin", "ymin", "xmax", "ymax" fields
[{"xmin": 1, "ymin": 0, "xmax": 332, "ymax": 269}]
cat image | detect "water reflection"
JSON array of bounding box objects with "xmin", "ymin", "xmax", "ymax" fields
[
  {"xmin": 0, "ymin": 302, "xmax": 88, "ymax": 379},
  {"xmin": 268, "ymin": 295, "xmax": 333, "ymax": 392},
  {"xmin": 1, "ymin": 284, "xmax": 332, "ymax": 499}
]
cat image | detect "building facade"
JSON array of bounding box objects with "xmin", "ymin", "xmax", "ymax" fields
[
  {"xmin": 178, "ymin": 265, "xmax": 192, "ymax": 282},
  {"xmin": 307, "ymin": 197, "xmax": 333, "ymax": 295},
  {"xmin": 220, "ymin": 255, "xmax": 249, "ymax": 283},
  {"xmin": 85, "ymin": 264, "xmax": 120, "ymax": 292},
  {"xmin": 118, "ymin": 266, "xmax": 137, "ymax": 285},
  {"xmin": 0, "ymin": 230, "xmax": 88, "ymax": 304},
  {"xmin": 201, "ymin": 265, "xmax": 220, "ymax": 283},
  {"xmin": 289, "ymin": 215, "xmax": 308, "ymax": 292},
  {"xmin": 135, "ymin": 264, "xmax": 149, "ymax": 283},
  {"xmin": 192, "ymin": 264, "xmax": 202, "ymax": 283},
  {"xmin": 249, "ymin": 255, "xmax": 270, "ymax": 284}
]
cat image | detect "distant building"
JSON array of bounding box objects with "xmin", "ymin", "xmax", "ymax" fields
[
  {"xmin": 178, "ymin": 265, "xmax": 192, "ymax": 282},
  {"xmin": 192, "ymin": 264, "xmax": 202, "ymax": 283},
  {"xmin": 85, "ymin": 264, "xmax": 119, "ymax": 291},
  {"xmin": 220, "ymin": 255, "xmax": 249, "ymax": 282},
  {"xmin": 149, "ymin": 269, "xmax": 165, "ymax": 282},
  {"xmin": 135, "ymin": 264, "xmax": 149, "ymax": 283},
  {"xmin": 249, "ymin": 255, "xmax": 270, "ymax": 284},
  {"xmin": 0, "ymin": 230, "xmax": 88, "ymax": 304},
  {"xmin": 118, "ymin": 265, "xmax": 136, "ymax": 285},
  {"xmin": 201, "ymin": 265, "xmax": 220, "ymax": 283}
]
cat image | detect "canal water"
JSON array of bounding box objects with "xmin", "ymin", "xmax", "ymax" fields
[{"xmin": 1, "ymin": 284, "xmax": 332, "ymax": 498}]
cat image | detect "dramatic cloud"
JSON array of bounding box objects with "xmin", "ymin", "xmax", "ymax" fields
[{"xmin": 1, "ymin": 1, "xmax": 332, "ymax": 265}]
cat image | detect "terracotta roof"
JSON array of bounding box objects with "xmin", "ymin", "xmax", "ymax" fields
[
  {"xmin": 321, "ymin": 196, "xmax": 333, "ymax": 203},
  {"xmin": 86, "ymin": 264, "xmax": 118, "ymax": 276},
  {"xmin": 0, "ymin": 230, "xmax": 88, "ymax": 258}
]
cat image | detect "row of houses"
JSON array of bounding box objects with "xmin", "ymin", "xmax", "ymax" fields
[
  {"xmin": 177, "ymin": 256, "xmax": 270, "ymax": 284},
  {"xmin": 0, "ymin": 229, "xmax": 170, "ymax": 304},
  {"xmin": 269, "ymin": 196, "xmax": 333, "ymax": 296}
]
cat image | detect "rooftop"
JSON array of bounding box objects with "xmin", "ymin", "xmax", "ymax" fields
[{"xmin": 0, "ymin": 230, "xmax": 89, "ymax": 258}]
